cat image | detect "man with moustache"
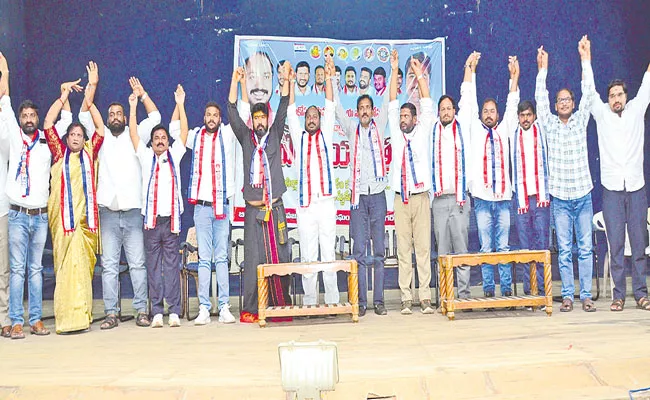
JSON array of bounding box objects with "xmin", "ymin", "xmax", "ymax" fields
[
  {"xmin": 388, "ymin": 50, "xmax": 435, "ymax": 314},
  {"xmin": 464, "ymin": 52, "xmax": 520, "ymax": 301},
  {"xmin": 295, "ymin": 61, "xmax": 312, "ymax": 96},
  {"xmin": 588, "ymin": 44, "xmax": 650, "ymax": 312},
  {"xmin": 510, "ymin": 99, "xmax": 550, "ymax": 299},
  {"xmin": 228, "ymin": 64, "xmax": 292, "ymax": 323},
  {"xmin": 80, "ymin": 73, "xmax": 159, "ymax": 329},
  {"xmin": 129, "ymin": 85, "xmax": 188, "ymax": 328},
  {"xmin": 535, "ymin": 36, "xmax": 597, "ymax": 312},
  {"xmin": 312, "ymin": 65, "xmax": 326, "ymax": 95},
  {"xmin": 430, "ymin": 59, "xmax": 473, "ymax": 304},
  {"xmin": 0, "ymin": 53, "xmax": 72, "ymax": 338},
  {"xmin": 335, "ymin": 66, "xmax": 342, "ymax": 92},
  {"xmin": 287, "ymin": 57, "xmax": 339, "ymax": 307},
  {"xmin": 373, "ymin": 67, "xmax": 387, "ymax": 96},
  {"xmin": 274, "ymin": 60, "xmax": 287, "ymax": 97},
  {"xmin": 171, "ymin": 99, "xmax": 237, "ymax": 325},
  {"xmin": 343, "ymin": 66, "xmax": 358, "ymax": 95},
  {"xmin": 245, "ymin": 51, "xmax": 274, "ymax": 106},
  {"xmin": 334, "ymin": 59, "xmax": 389, "ymax": 317},
  {"xmin": 359, "ymin": 67, "xmax": 372, "ymax": 95}
]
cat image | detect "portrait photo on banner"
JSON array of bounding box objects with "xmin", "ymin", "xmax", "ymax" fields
[{"xmin": 232, "ymin": 35, "xmax": 446, "ymax": 226}]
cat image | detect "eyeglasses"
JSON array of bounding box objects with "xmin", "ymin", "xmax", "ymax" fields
[{"xmin": 556, "ymin": 97, "xmax": 572, "ymax": 104}]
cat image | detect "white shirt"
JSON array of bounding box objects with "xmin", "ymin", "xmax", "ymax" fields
[
  {"xmin": 589, "ymin": 72, "xmax": 650, "ymax": 192},
  {"xmin": 79, "ymin": 110, "xmax": 161, "ymax": 210},
  {"xmin": 287, "ymin": 100, "xmax": 336, "ymax": 200},
  {"xmin": 171, "ymin": 121, "xmax": 236, "ymax": 201},
  {"xmin": 461, "ymin": 76, "xmax": 518, "ymax": 201},
  {"xmin": 0, "ymin": 95, "xmax": 72, "ymax": 208},
  {"xmin": 136, "ymin": 140, "xmax": 186, "ymax": 217},
  {"xmin": 389, "ymin": 97, "xmax": 434, "ymax": 194}
]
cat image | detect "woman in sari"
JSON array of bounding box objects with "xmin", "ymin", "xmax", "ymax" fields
[{"xmin": 43, "ymin": 64, "xmax": 105, "ymax": 333}]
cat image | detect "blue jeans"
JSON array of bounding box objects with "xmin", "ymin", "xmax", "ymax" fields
[
  {"xmin": 194, "ymin": 204, "xmax": 230, "ymax": 309},
  {"xmin": 8, "ymin": 209, "xmax": 48, "ymax": 326},
  {"xmin": 350, "ymin": 192, "xmax": 386, "ymax": 307},
  {"xmin": 514, "ymin": 196, "xmax": 550, "ymax": 295},
  {"xmin": 99, "ymin": 208, "xmax": 148, "ymax": 315},
  {"xmin": 474, "ymin": 198, "xmax": 511, "ymax": 295},
  {"xmin": 552, "ymin": 194, "xmax": 593, "ymax": 300}
]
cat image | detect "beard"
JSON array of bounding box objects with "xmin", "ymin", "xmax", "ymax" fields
[
  {"xmin": 359, "ymin": 80, "xmax": 369, "ymax": 90},
  {"xmin": 254, "ymin": 125, "xmax": 267, "ymax": 137},
  {"xmin": 21, "ymin": 123, "xmax": 37, "ymax": 135},
  {"xmin": 108, "ymin": 120, "xmax": 126, "ymax": 135}
]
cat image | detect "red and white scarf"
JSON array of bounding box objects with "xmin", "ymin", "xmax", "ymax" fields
[
  {"xmin": 60, "ymin": 149, "xmax": 98, "ymax": 235},
  {"xmin": 144, "ymin": 151, "xmax": 181, "ymax": 233},
  {"xmin": 249, "ymin": 132, "xmax": 272, "ymax": 214},
  {"xmin": 343, "ymin": 85, "xmax": 358, "ymax": 95},
  {"xmin": 482, "ymin": 123, "xmax": 506, "ymax": 198},
  {"xmin": 513, "ymin": 122, "xmax": 550, "ymax": 214},
  {"xmin": 299, "ymin": 130, "xmax": 332, "ymax": 207},
  {"xmin": 400, "ymin": 132, "xmax": 424, "ymax": 204},
  {"xmin": 351, "ymin": 120, "xmax": 385, "ymax": 208},
  {"xmin": 15, "ymin": 129, "xmax": 40, "ymax": 197},
  {"xmin": 187, "ymin": 127, "xmax": 227, "ymax": 219},
  {"xmin": 432, "ymin": 120, "xmax": 466, "ymax": 206}
]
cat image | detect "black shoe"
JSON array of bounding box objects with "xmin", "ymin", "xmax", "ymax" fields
[
  {"xmin": 504, "ymin": 291, "xmax": 512, "ymax": 297},
  {"xmin": 359, "ymin": 306, "xmax": 367, "ymax": 317},
  {"xmin": 374, "ymin": 304, "xmax": 387, "ymax": 315}
]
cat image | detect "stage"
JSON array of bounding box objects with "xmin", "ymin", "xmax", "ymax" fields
[{"xmin": 1, "ymin": 290, "xmax": 649, "ymax": 400}]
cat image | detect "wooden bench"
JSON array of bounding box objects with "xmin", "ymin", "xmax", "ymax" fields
[
  {"xmin": 438, "ymin": 250, "xmax": 553, "ymax": 320},
  {"xmin": 257, "ymin": 260, "xmax": 360, "ymax": 327}
]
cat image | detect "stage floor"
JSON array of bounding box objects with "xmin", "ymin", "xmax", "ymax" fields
[{"xmin": 1, "ymin": 288, "xmax": 649, "ymax": 400}]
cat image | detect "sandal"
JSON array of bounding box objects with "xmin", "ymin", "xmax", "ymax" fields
[
  {"xmin": 581, "ymin": 298, "xmax": 597, "ymax": 312},
  {"xmin": 136, "ymin": 312, "xmax": 151, "ymax": 327},
  {"xmin": 610, "ymin": 299, "xmax": 624, "ymax": 312},
  {"xmin": 100, "ymin": 314, "xmax": 118, "ymax": 330},
  {"xmin": 560, "ymin": 298, "xmax": 573, "ymax": 312},
  {"xmin": 637, "ymin": 297, "xmax": 650, "ymax": 311}
]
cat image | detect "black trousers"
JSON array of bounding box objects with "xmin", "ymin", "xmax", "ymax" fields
[
  {"xmin": 242, "ymin": 202, "xmax": 292, "ymax": 314},
  {"xmin": 144, "ymin": 216, "xmax": 181, "ymax": 316}
]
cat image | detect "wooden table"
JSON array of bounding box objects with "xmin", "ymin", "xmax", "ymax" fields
[
  {"xmin": 257, "ymin": 260, "xmax": 359, "ymax": 327},
  {"xmin": 438, "ymin": 250, "xmax": 553, "ymax": 320}
]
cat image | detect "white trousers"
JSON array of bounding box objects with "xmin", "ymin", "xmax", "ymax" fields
[{"xmin": 297, "ymin": 196, "xmax": 339, "ymax": 305}]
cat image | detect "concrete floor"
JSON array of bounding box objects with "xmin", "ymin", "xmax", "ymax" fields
[{"xmin": 1, "ymin": 285, "xmax": 649, "ymax": 400}]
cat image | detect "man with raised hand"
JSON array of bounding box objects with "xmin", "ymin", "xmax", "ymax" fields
[
  {"xmin": 228, "ymin": 64, "xmax": 292, "ymax": 323},
  {"xmin": 79, "ymin": 73, "xmax": 160, "ymax": 329},
  {"xmin": 389, "ymin": 49, "xmax": 435, "ymax": 315},
  {"xmin": 129, "ymin": 85, "xmax": 188, "ymax": 328},
  {"xmin": 286, "ymin": 56, "xmax": 339, "ymax": 308},
  {"xmin": 334, "ymin": 60, "xmax": 390, "ymax": 317},
  {"xmin": 465, "ymin": 53, "xmax": 520, "ymax": 302},
  {"xmin": 588, "ymin": 42, "xmax": 650, "ymax": 312},
  {"xmin": 171, "ymin": 97, "xmax": 237, "ymax": 325},
  {"xmin": 431, "ymin": 55, "xmax": 474, "ymax": 306},
  {"xmin": 0, "ymin": 52, "xmax": 73, "ymax": 339},
  {"xmin": 535, "ymin": 36, "xmax": 597, "ymax": 312}
]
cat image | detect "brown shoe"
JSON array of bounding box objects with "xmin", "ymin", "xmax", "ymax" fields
[
  {"xmin": 30, "ymin": 320, "xmax": 50, "ymax": 336},
  {"xmin": 1, "ymin": 325, "xmax": 11, "ymax": 338},
  {"xmin": 10, "ymin": 324, "xmax": 25, "ymax": 340}
]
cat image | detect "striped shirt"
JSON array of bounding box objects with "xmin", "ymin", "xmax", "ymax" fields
[{"xmin": 535, "ymin": 61, "xmax": 595, "ymax": 200}]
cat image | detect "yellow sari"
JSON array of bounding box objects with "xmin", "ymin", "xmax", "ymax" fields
[{"xmin": 46, "ymin": 127, "xmax": 103, "ymax": 333}]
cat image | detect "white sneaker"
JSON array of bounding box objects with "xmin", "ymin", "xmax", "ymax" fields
[
  {"xmin": 218, "ymin": 304, "xmax": 236, "ymax": 324},
  {"xmin": 151, "ymin": 313, "xmax": 164, "ymax": 328},
  {"xmin": 194, "ymin": 305, "xmax": 211, "ymax": 326},
  {"xmin": 168, "ymin": 313, "xmax": 181, "ymax": 327}
]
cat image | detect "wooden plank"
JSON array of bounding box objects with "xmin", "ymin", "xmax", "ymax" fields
[{"xmin": 258, "ymin": 260, "xmax": 356, "ymax": 277}]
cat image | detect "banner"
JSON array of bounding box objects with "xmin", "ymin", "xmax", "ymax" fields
[{"xmin": 232, "ymin": 35, "xmax": 445, "ymax": 226}]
